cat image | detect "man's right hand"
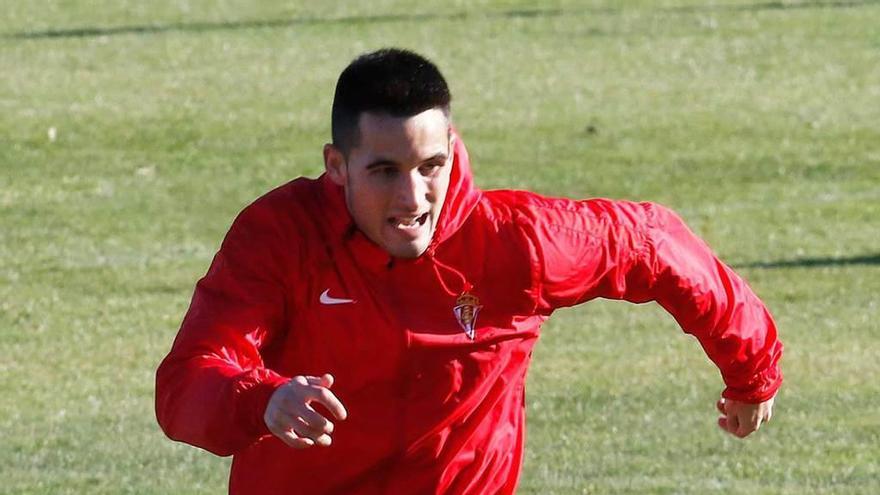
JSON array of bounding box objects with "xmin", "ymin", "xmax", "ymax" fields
[{"xmin": 264, "ymin": 373, "xmax": 348, "ymax": 449}]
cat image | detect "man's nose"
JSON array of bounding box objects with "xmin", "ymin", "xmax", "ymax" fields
[{"xmin": 395, "ymin": 170, "xmax": 426, "ymax": 211}]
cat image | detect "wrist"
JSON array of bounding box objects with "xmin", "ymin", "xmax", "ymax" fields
[{"xmin": 233, "ymin": 369, "xmax": 290, "ymax": 438}]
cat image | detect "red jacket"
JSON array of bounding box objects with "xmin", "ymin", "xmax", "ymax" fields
[{"xmin": 156, "ymin": 135, "xmax": 782, "ymax": 494}]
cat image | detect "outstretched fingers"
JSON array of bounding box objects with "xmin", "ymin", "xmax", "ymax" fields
[
  {"xmin": 264, "ymin": 373, "xmax": 348, "ymax": 449},
  {"xmin": 305, "ymin": 376, "xmax": 348, "ymax": 421},
  {"xmin": 265, "ymin": 409, "xmax": 317, "ymax": 449}
]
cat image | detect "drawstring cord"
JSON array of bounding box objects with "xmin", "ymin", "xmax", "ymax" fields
[
  {"xmin": 427, "ymin": 250, "xmax": 473, "ymax": 297},
  {"xmin": 427, "ymin": 248, "xmax": 481, "ymax": 340}
]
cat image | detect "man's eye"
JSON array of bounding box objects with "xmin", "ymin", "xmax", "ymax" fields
[
  {"xmin": 374, "ymin": 167, "xmax": 397, "ymax": 178},
  {"xmin": 419, "ymin": 162, "xmax": 443, "ymax": 175}
]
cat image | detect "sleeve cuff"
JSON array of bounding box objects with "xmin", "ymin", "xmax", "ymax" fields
[
  {"xmin": 722, "ymin": 366, "xmax": 783, "ymax": 403},
  {"xmin": 234, "ymin": 369, "xmax": 291, "ymax": 439}
]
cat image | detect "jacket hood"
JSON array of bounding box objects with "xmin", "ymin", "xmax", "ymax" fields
[
  {"xmin": 428, "ymin": 129, "xmax": 482, "ymax": 249},
  {"xmin": 319, "ymin": 128, "xmax": 482, "ymax": 266}
]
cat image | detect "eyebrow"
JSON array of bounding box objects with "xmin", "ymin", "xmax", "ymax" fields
[
  {"xmin": 365, "ymin": 158, "xmax": 398, "ymax": 170},
  {"xmin": 364, "ymin": 153, "xmax": 448, "ymax": 170},
  {"xmin": 422, "ymin": 152, "xmax": 449, "ymax": 164}
]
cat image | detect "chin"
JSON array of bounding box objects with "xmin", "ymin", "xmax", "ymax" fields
[{"xmin": 385, "ymin": 239, "xmax": 430, "ymax": 259}]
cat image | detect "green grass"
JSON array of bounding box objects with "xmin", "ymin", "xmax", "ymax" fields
[{"xmin": 2, "ymin": 1, "xmax": 879, "ymax": 493}]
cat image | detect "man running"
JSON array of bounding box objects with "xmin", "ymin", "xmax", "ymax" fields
[{"xmin": 156, "ymin": 48, "xmax": 782, "ymax": 494}]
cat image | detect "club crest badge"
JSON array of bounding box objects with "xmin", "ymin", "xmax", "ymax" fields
[{"xmin": 453, "ymin": 291, "xmax": 482, "ymax": 340}]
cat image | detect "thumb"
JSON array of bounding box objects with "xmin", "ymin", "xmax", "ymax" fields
[
  {"xmin": 320, "ymin": 373, "xmax": 335, "ymax": 388},
  {"xmin": 303, "ymin": 374, "xmax": 334, "ymax": 388}
]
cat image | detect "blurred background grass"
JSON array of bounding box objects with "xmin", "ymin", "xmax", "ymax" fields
[{"xmin": 2, "ymin": 1, "xmax": 878, "ymax": 493}]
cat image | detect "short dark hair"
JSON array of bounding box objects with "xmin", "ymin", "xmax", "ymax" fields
[{"xmin": 331, "ymin": 48, "xmax": 451, "ymax": 153}]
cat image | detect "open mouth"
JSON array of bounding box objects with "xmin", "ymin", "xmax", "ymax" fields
[{"xmin": 389, "ymin": 212, "xmax": 429, "ymax": 230}]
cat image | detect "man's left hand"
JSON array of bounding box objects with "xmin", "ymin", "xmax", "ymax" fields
[{"xmin": 716, "ymin": 396, "xmax": 775, "ymax": 438}]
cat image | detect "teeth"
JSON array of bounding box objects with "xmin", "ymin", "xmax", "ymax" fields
[
  {"xmin": 392, "ymin": 214, "xmax": 424, "ymax": 229},
  {"xmin": 398, "ymin": 219, "xmax": 418, "ymax": 227}
]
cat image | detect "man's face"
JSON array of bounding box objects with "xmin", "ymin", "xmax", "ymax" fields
[{"xmin": 324, "ymin": 108, "xmax": 453, "ymax": 259}]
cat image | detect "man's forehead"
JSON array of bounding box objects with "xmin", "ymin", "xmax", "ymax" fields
[{"xmin": 353, "ymin": 109, "xmax": 450, "ymax": 159}]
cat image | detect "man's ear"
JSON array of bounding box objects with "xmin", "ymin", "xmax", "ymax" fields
[
  {"xmin": 323, "ymin": 143, "xmax": 347, "ymax": 186},
  {"xmin": 448, "ymin": 125, "xmax": 456, "ymax": 154}
]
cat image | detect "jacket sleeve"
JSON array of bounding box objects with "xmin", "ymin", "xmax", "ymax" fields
[
  {"xmin": 526, "ymin": 198, "xmax": 782, "ymax": 403},
  {"xmin": 155, "ymin": 202, "xmax": 292, "ymax": 456}
]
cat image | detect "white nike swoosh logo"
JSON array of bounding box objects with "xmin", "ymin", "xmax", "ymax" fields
[{"xmin": 319, "ymin": 289, "xmax": 355, "ymax": 305}]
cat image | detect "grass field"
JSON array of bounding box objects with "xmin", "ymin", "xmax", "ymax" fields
[{"xmin": 2, "ymin": 1, "xmax": 879, "ymax": 493}]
